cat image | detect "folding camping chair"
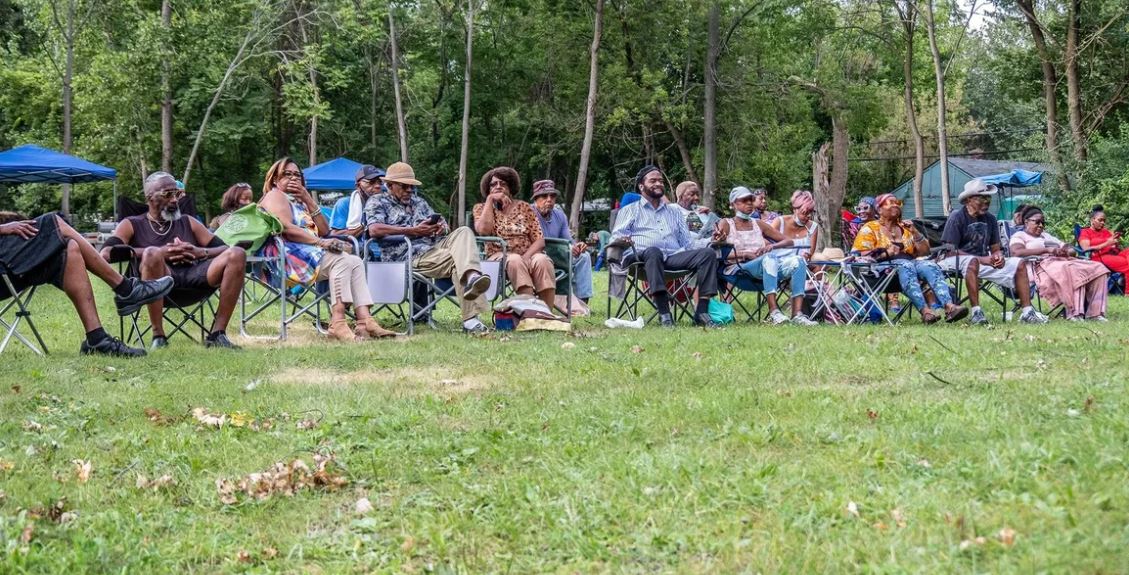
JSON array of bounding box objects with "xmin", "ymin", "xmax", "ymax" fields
[
  {"xmin": 104, "ymin": 246, "xmax": 218, "ymax": 347},
  {"xmin": 0, "ymin": 266, "xmax": 48, "ymax": 355},
  {"xmin": 1074, "ymin": 224, "xmax": 1124, "ymax": 296},
  {"xmin": 716, "ymin": 245, "xmax": 779, "ymax": 322},
  {"xmin": 238, "ymin": 235, "xmax": 360, "ymax": 340},
  {"xmin": 807, "ymin": 259, "xmax": 901, "ymax": 325},
  {"xmin": 364, "ymin": 236, "xmax": 412, "ymax": 335},
  {"xmin": 605, "ymin": 241, "xmax": 698, "ymax": 324},
  {"xmin": 941, "ymin": 252, "xmax": 1020, "ymax": 322},
  {"xmin": 407, "ymin": 236, "xmax": 507, "ymax": 330}
]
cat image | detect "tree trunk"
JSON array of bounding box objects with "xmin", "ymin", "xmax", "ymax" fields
[
  {"xmin": 160, "ymin": 0, "xmax": 173, "ymax": 173},
  {"xmin": 61, "ymin": 0, "xmax": 75, "ymax": 217},
  {"xmin": 388, "ymin": 9, "xmax": 409, "ymax": 162},
  {"xmin": 297, "ymin": 10, "xmax": 318, "ymax": 167},
  {"xmin": 1065, "ymin": 0, "xmax": 1086, "ymax": 162},
  {"xmin": 702, "ymin": 1, "xmax": 719, "ymax": 210},
  {"xmin": 812, "ymin": 141, "xmax": 830, "ymax": 247},
  {"xmin": 569, "ymin": 0, "xmax": 604, "ymax": 233},
  {"xmin": 456, "ymin": 0, "xmax": 475, "ymax": 227},
  {"xmin": 823, "ymin": 115, "xmax": 849, "ymax": 250},
  {"xmin": 1016, "ymin": 0, "xmax": 1066, "ymax": 187},
  {"xmin": 894, "ymin": 1, "xmax": 925, "ymax": 218},
  {"xmin": 924, "ymin": 0, "xmax": 951, "ymax": 214},
  {"xmin": 664, "ymin": 117, "xmax": 699, "ymax": 186}
]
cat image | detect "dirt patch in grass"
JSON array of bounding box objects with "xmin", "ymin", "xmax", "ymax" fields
[{"xmin": 272, "ymin": 365, "xmax": 495, "ymax": 398}]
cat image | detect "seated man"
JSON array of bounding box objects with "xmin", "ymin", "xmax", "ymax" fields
[
  {"xmin": 611, "ymin": 165, "xmax": 720, "ymax": 328},
  {"xmin": 530, "ymin": 179, "xmax": 594, "ymax": 304},
  {"xmin": 103, "ymin": 172, "xmax": 246, "ymax": 349},
  {"xmin": 669, "ymin": 181, "xmax": 718, "ymax": 239},
  {"xmin": 365, "ymin": 161, "xmax": 492, "ymax": 333},
  {"xmin": 330, "ymin": 164, "xmax": 385, "ymax": 238},
  {"xmin": 938, "ymin": 179, "xmax": 1047, "ymax": 325},
  {"xmin": 0, "ymin": 211, "xmax": 173, "ymax": 357}
]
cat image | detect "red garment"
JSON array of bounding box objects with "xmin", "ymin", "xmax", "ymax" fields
[{"xmin": 1079, "ymin": 227, "xmax": 1129, "ymax": 273}]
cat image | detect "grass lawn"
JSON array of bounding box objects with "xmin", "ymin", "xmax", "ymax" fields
[{"xmin": 1, "ymin": 272, "xmax": 1127, "ymax": 573}]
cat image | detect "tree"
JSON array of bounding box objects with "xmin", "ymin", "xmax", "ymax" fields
[
  {"xmin": 569, "ymin": 0, "xmax": 605, "ymax": 232},
  {"xmin": 703, "ymin": 2, "xmax": 719, "ymax": 210},
  {"xmin": 455, "ymin": 0, "xmax": 477, "ymax": 226},
  {"xmin": 160, "ymin": 0, "xmax": 173, "ymax": 173},
  {"xmin": 891, "ymin": 0, "xmax": 926, "ymax": 218},
  {"xmin": 388, "ymin": 7, "xmax": 408, "ymax": 162},
  {"xmin": 923, "ymin": 0, "xmax": 951, "ymax": 214}
]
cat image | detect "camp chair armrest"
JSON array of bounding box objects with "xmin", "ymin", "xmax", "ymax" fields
[
  {"xmin": 544, "ymin": 237, "xmax": 571, "ymax": 247},
  {"xmin": 364, "ymin": 236, "xmax": 410, "ymax": 260},
  {"xmin": 106, "ymin": 245, "xmax": 136, "ymax": 264}
]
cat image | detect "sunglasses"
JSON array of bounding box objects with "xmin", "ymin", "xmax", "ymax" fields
[
  {"xmin": 280, "ymin": 170, "xmax": 303, "ymax": 179},
  {"xmin": 153, "ymin": 188, "xmax": 180, "ymax": 199},
  {"xmin": 1027, "ymin": 218, "xmax": 1046, "ymax": 225}
]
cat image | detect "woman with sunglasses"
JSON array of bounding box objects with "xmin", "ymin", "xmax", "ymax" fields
[
  {"xmin": 1009, "ymin": 206, "xmax": 1109, "ymax": 321},
  {"xmin": 852, "ymin": 194, "xmax": 968, "ymax": 323},
  {"xmin": 259, "ymin": 158, "xmax": 395, "ymax": 341}
]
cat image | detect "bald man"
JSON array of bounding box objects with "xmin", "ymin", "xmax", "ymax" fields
[{"xmin": 103, "ymin": 172, "xmax": 245, "ymax": 349}]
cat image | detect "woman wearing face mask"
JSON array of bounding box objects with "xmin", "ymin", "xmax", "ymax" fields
[
  {"xmin": 258, "ymin": 157, "xmax": 394, "ymax": 341},
  {"xmin": 714, "ymin": 187, "xmax": 816, "ymax": 326},
  {"xmin": 1078, "ymin": 205, "xmax": 1129, "ymax": 278},
  {"xmin": 1010, "ymin": 206, "xmax": 1109, "ymax": 321},
  {"xmin": 852, "ymin": 194, "xmax": 968, "ymax": 324}
]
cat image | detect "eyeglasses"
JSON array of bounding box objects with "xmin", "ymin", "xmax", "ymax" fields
[
  {"xmin": 1027, "ymin": 218, "xmax": 1045, "ymax": 225},
  {"xmin": 280, "ymin": 170, "xmax": 302, "ymax": 179},
  {"xmin": 153, "ymin": 188, "xmax": 180, "ymax": 199}
]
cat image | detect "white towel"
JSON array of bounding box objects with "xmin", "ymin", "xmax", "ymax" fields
[{"xmin": 345, "ymin": 190, "xmax": 365, "ymax": 230}]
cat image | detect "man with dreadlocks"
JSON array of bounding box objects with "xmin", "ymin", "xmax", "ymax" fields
[{"xmin": 610, "ymin": 165, "xmax": 720, "ymax": 328}]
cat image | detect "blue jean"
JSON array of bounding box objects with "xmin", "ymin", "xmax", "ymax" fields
[
  {"xmin": 884, "ymin": 259, "xmax": 953, "ymax": 311},
  {"xmin": 741, "ymin": 254, "xmax": 806, "ymax": 298},
  {"xmin": 572, "ymin": 250, "xmax": 594, "ymax": 299}
]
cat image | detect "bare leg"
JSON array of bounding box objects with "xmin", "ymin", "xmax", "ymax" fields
[
  {"xmin": 60, "ymin": 240, "xmax": 102, "ymax": 333},
  {"xmin": 791, "ymin": 295, "xmax": 803, "ymax": 315},
  {"xmin": 139, "ymin": 247, "xmax": 169, "ymax": 337},
  {"xmin": 55, "ymin": 215, "xmax": 124, "ymax": 286},
  {"xmin": 765, "ymin": 292, "xmax": 780, "ymax": 313},
  {"xmin": 964, "ymin": 259, "xmax": 981, "ymax": 307},
  {"xmin": 1013, "ymin": 263, "xmax": 1033, "ymax": 307},
  {"xmin": 331, "ymin": 302, "xmax": 348, "ymax": 322},
  {"xmin": 205, "ymin": 247, "xmax": 246, "ymax": 333},
  {"xmin": 538, "ymin": 288, "xmax": 555, "ymax": 310}
]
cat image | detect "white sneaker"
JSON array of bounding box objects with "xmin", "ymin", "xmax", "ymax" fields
[
  {"xmin": 1090, "ymin": 315, "xmax": 1109, "ymax": 322},
  {"xmin": 1019, "ymin": 308, "xmax": 1049, "ymax": 324},
  {"xmin": 603, "ymin": 317, "xmax": 645, "ymax": 329},
  {"xmin": 767, "ymin": 310, "xmax": 788, "ymax": 325},
  {"xmin": 791, "ymin": 313, "xmax": 818, "ymax": 326},
  {"xmin": 1067, "ymin": 315, "xmax": 1084, "ymax": 322}
]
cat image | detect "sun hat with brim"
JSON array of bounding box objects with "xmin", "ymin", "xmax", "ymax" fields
[
  {"xmin": 813, "ymin": 247, "xmax": 848, "ymax": 262},
  {"xmin": 531, "ymin": 180, "xmax": 560, "ymax": 199},
  {"xmin": 957, "ymin": 179, "xmax": 998, "ymax": 202},
  {"xmin": 729, "ymin": 186, "xmax": 754, "ymax": 204},
  {"xmin": 355, "ymin": 164, "xmax": 386, "ymax": 182},
  {"xmin": 382, "ymin": 161, "xmax": 422, "ymax": 186}
]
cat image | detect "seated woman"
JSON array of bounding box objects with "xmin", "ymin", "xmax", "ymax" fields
[
  {"xmin": 473, "ymin": 167, "xmax": 556, "ymax": 310},
  {"xmin": 841, "ymin": 196, "xmax": 875, "ymax": 250},
  {"xmin": 773, "ymin": 190, "xmax": 820, "ymax": 259},
  {"xmin": 1010, "ymin": 206, "xmax": 1109, "ymax": 321},
  {"xmin": 258, "ymin": 157, "xmax": 394, "ymax": 341},
  {"xmin": 852, "ymin": 194, "xmax": 968, "ymax": 324},
  {"xmin": 208, "ymin": 183, "xmax": 254, "ymax": 230},
  {"xmin": 714, "ymin": 187, "xmax": 816, "ymax": 326},
  {"xmin": 0, "ymin": 211, "xmax": 173, "ymax": 356},
  {"xmin": 1078, "ymin": 204, "xmax": 1128, "ymax": 279}
]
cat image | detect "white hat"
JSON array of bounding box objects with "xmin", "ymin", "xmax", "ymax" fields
[
  {"xmin": 958, "ymin": 179, "xmax": 998, "ymax": 202},
  {"xmin": 728, "ymin": 186, "xmax": 754, "ymax": 204}
]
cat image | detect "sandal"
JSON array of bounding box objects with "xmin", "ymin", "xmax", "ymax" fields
[
  {"xmin": 944, "ymin": 305, "xmax": 969, "ymax": 323},
  {"xmin": 922, "ymin": 309, "xmax": 942, "ymax": 324}
]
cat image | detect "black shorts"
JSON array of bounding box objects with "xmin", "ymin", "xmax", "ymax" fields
[
  {"xmin": 167, "ymin": 259, "xmax": 215, "ymax": 291},
  {"xmin": 0, "ymin": 213, "xmax": 68, "ymax": 300}
]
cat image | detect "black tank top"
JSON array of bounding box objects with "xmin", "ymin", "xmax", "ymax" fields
[{"xmin": 126, "ymin": 214, "xmax": 196, "ymax": 248}]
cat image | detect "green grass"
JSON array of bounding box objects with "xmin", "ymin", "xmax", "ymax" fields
[{"xmin": 1, "ymin": 274, "xmax": 1127, "ymax": 573}]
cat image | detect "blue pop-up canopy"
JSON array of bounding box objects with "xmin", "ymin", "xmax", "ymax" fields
[
  {"xmin": 0, "ymin": 144, "xmax": 117, "ymax": 184},
  {"xmin": 978, "ymin": 168, "xmax": 1043, "ymax": 188},
  {"xmin": 303, "ymin": 157, "xmax": 364, "ymax": 191}
]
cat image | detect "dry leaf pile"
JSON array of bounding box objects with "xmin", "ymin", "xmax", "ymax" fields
[
  {"xmin": 215, "ymin": 454, "xmax": 347, "ymax": 504},
  {"xmin": 191, "ymin": 407, "xmax": 275, "ymax": 431}
]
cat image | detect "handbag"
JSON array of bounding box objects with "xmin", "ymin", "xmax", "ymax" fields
[
  {"xmin": 707, "ymin": 299, "xmax": 735, "ymax": 325},
  {"xmin": 214, "ymin": 204, "xmax": 283, "ymax": 253}
]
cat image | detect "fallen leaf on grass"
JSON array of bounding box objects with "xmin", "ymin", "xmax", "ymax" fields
[
  {"xmin": 916, "ymin": 458, "xmax": 932, "ymax": 469},
  {"xmin": 846, "ymin": 501, "xmax": 860, "ymax": 518},
  {"xmin": 20, "ymin": 523, "xmax": 33, "ymax": 544},
  {"xmin": 691, "ymin": 351, "xmax": 703, "ymax": 360},
  {"xmin": 243, "ymin": 379, "xmax": 261, "ymax": 392},
  {"xmin": 143, "ymin": 408, "xmax": 177, "ymax": 426},
  {"xmin": 866, "ymin": 409, "xmax": 879, "ymax": 422},
  {"xmin": 215, "ymin": 454, "xmax": 347, "ymax": 504},
  {"xmin": 59, "ymin": 511, "xmax": 78, "ymax": 524},
  {"xmin": 400, "ymin": 536, "xmax": 416, "ymax": 553},
  {"xmin": 1084, "ymin": 396, "xmax": 1095, "ymax": 413},
  {"xmin": 236, "ymin": 550, "xmax": 252, "ymax": 563},
  {"xmin": 11, "ymin": 385, "xmax": 20, "ymax": 394},
  {"xmin": 997, "ymin": 527, "xmax": 1017, "ymax": 546},
  {"xmin": 891, "ymin": 508, "xmax": 907, "ymax": 528},
  {"xmin": 560, "ymin": 342, "xmax": 575, "ymax": 350},
  {"xmin": 192, "ymin": 408, "xmax": 227, "ymax": 428},
  {"xmin": 0, "ymin": 459, "xmax": 14, "ymax": 472},
  {"xmin": 631, "ymin": 345, "xmax": 644, "ymax": 353},
  {"xmin": 72, "ymin": 460, "xmax": 92, "ymax": 483},
  {"xmin": 355, "ymin": 497, "xmax": 373, "ymax": 514},
  {"xmin": 262, "ymin": 547, "xmax": 278, "ymax": 559},
  {"xmin": 28, "ymin": 498, "xmax": 68, "ymax": 523},
  {"xmin": 22, "ymin": 420, "xmax": 43, "ymax": 433},
  {"xmin": 959, "ymin": 536, "xmax": 987, "ymax": 550},
  {"xmin": 296, "ymin": 419, "xmax": 318, "ymax": 431},
  {"xmin": 136, "ymin": 474, "xmax": 177, "ymax": 491}
]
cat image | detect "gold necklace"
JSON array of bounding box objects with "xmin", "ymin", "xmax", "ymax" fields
[{"xmin": 146, "ymin": 214, "xmax": 173, "ymax": 237}]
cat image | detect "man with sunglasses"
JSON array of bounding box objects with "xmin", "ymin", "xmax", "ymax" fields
[
  {"xmin": 331, "ymin": 165, "xmax": 385, "ymax": 238},
  {"xmin": 937, "ymin": 179, "xmax": 1046, "ymax": 325},
  {"xmin": 103, "ymin": 172, "xmax": 247, "ymax": 349}
]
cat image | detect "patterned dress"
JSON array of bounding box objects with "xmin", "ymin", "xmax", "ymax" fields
[
  {"xmin": 472, "ymin": 200, "xmax": 543, "ymax": 257},
  {"xmin": 259, "ymin": 192, "xmax": 325, "ymax": 286}
]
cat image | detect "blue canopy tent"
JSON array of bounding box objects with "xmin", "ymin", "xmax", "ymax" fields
[
  {"xmin": 0, "ymin": 144, "xmax": 118, "ymax": 217},
  {"xmin": 302, "ymin": 157, "xmax": 364, "ymax": 191}
]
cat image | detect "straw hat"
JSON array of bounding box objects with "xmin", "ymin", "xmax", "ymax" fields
[
  {"xmin": 957, "ymin": 179, "xmax": 998, "ymax": 202},
  {"xmin": 814, "ymin": 247, "xmax": 848, "ymax": 262},
  {"xmin": 383, "ymin": 162, "xmax": 422, "ymax": 186}
]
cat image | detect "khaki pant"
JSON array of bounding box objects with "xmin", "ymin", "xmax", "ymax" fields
[
  {"xmin": 492, "ymin": 252, "xmax": 555, "ymax": 294},
  {"xmin": 316, "ymin": 251, "xmax": 373, "ymax": 307},
  {"xmin": 413, "ymin": 227, "xmax": 488, "ymax": 320}
]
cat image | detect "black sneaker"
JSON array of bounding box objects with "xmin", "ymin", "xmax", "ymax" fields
[
  {"xmin": 114, "ymin": 276, "xmax": 174, "ymax": 316},
  {"xmin": 659, "ymin": 313, "xmax": 675, "ymax": 328},
  {"xmin": 463, "ymin": 272, "xmax": 491, "ymax": 301},
  {"xmin": 693, "ymin": 313, "xmax": 722, "ymax": 329},
  {"xmin": 204, "ymin": 332, "xmax": 241, "ymax": 350},
  {"xmin": 80, "ymin": 336, "xmax": 146, "ymax": 358},
  {"xmin": 150, "ymin": 336, "xmax": 168, "ymax": 350}
]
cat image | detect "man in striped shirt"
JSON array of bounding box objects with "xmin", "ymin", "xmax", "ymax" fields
[{"xmin": 612, "ymin": 165, "xmax": 719, "ymax": 327}]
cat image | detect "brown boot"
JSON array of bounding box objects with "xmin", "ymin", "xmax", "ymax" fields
[
  {"xmin": 328, "ymin": 319, "xmax": 360, "ymax": 342},
  {"xmin": 360, "ymin": 317, "xmax": 397, "ymax": 338}
]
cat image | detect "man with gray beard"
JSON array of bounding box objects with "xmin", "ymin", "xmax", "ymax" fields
[{"xmin": 103, "ymin": 172, "xmax": 246, "ymax": 349}]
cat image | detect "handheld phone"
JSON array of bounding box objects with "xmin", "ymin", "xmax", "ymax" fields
[{"xmin": 425, "ymin": 214, "xmax": 442, "ymax": 225}]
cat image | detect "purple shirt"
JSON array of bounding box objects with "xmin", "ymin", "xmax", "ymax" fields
[{"xmin": 534, "ymin": 206, "xmax": 572, "ymax": 242}]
